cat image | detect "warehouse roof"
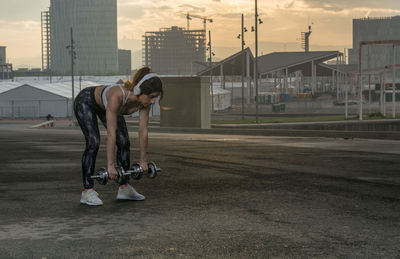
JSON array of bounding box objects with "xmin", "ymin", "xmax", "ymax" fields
[
  {"xmin": 258, "ymin": 51, "xmax": 340, "ymax": 76},
  {"xmin": 197, "ymin": 47, "xmax": 254, "ymax": 76},
  {"xmin": 0, "ymin": 82, "xmax": 23, "ymax": 94},
  {"xmin": 197, "ymin": 49, "xmax": 342, "ymax": 77},
  {"xmin": 0, "ymin": 81, "xmax": 99, "ymax": 99},
  {"xmin": 0, "ymin": 76, "xmax": 131, "ymax": 98}
]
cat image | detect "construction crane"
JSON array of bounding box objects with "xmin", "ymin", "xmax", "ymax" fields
[
  {"xmin": 185, "ymin": 12, "xmax": 213, "ymax": 33},
  {"xmin": 186, "ymin": 12, "xmax": 192, "ymax": 30}
]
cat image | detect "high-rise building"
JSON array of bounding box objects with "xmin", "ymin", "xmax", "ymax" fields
[
  {"xmin": 41, "ymin": 10, "xmax": 51, "ymax": 72},
  {"xmin": 49, "ymin": 0, "xmax": 118, "ymax": 75},
  {"xmin": 0, "ymin": 46, "xmax": 13, "ymax": 80},
  {"xmin": 118, "ymin": 49, "xmax": 131, "ymax": 75},
  {"xmin": 143, "ymin": 26, "xmax": 206, "ymax": 75},
  {"xmin": 348, "ymin": 16, "xmax": 400, "ymax": 69},
  {"xmin": 0, "ymin": 46, "xmax": 6, "ymax": 65}
]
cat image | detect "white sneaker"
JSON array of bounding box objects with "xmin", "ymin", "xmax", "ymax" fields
[
  {"xmin": 80, "ymin": 189, "xmax": 103, "ymax": 206},
  {"xmin": 117, "ymin": 184, "xmax": 145, "ymax": 201}
]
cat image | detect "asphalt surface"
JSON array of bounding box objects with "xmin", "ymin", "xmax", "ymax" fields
[{"xmin": 0, "ymin": 123, "xmax": 399, "ymax": 258}]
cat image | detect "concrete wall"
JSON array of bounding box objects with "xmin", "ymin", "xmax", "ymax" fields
[
  {"xmin": 349, "ymin": 16, "xmax": 400, "ymax": 70},
  {"xmin": 160, "ymin": 77, "xmax": 210, "ymax": 128}
]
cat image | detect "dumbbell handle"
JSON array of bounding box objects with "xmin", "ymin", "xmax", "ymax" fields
[
  {"xmin": 125, "ymin": 168, "xmax": 143, "ymax": 175},
  {"xmin": 91, "ymin": 174, "xmax": 104, "ymax": 179},
  {"xmin": 124, "ymin": 166, "xmax": 161, "ymax": 175},
  {"xmin": 124, "ymin": 166, "xmax": 143, "ymax": 179},
  {"xmin": 90, "ymin": 166, "xmax": 125, "ymax": 185}
]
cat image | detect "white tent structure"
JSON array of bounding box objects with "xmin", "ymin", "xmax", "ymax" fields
[
  {"xmin": 0, "ymin": 79, "xmax": 162, "ymax": 118},
  {"xmin": 212, "ymin": 86, "xmax": 231, "ymax": 111},
  {"xmin": 0, "ymin": 81, "xmax": 99, "ymax": 118}
]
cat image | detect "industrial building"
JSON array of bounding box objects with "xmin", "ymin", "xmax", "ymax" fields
[
  {"xmin": 143, "ymin": 26, "xmax": 206, "ymax": 75},
  {"xmin": 197, "ymin": 48, "xmax": 344, "ymax": 101},
  {"xmin": 348, "ymin": 16, "xmax": 400, "ymax": 69},
  {"xmin": 48, "ymin": 0, "xmax": 118, "ymax": 75},
  {"xmin": 0, "ymin": 46, "xmax": 13, "ymax": 80},
  {"xmin": 118, "ymin": 49, "xmax": 132, "ymax": 75}
]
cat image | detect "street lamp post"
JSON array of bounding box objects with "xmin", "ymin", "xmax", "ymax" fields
[
  {"xmin": 241, "ymin": 14, "xmax": 245, "ymax": 120},
  {"xmin": 71, "ymin": 27, "xmax": 74, "ymax": 114},
  {"xmin": 66, "ymin": 27, "xmax": 76, "ymax": 121},
  {"xmin": 237, "ymin": 14, "xmax": 247, "ymax": 120},
  {"xmin": 208, "ymin": 30, "xmax": 215, "ymax": 112},
  {"xmin": 255, "ymin": 0, "xmax": 259, "ymax": 123}
]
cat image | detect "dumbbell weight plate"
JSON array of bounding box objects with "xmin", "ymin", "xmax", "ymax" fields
[
  {"xmin": 129, "ymin": 163, "xmax": 143, "ymax": 180},
  {"xmin": 147, "ymin": 161, "xmax": 157, "ymax": 179},
  {"xmin": 115, "ymin": 166, "xmax": 126, "ymax": 185},
  {"xmin": 93, "ymin": 167, "xmax": 108, "ymax": 185}
]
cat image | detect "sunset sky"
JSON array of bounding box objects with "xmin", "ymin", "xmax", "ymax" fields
[{"xmin": 1, "ymin": 0, "xmax": 400, "ymax": 68}]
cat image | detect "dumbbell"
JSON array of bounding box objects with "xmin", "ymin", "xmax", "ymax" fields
[
  {"xmin": 91, "ymin": 162, "xmax": 161, "ymax": 185},
  {"xmin": 90, "ymin": 166, "xmax": 134, "ymax": 185},
  {"xmin": 129, "ymin": 161, "xmax": 161, "ymax": 180}
]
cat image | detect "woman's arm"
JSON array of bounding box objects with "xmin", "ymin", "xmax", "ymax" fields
[
  {"xmin": 138, "ymin": 106, "xmax": 151, "ymax": 172},
  {"xmin": 106, "ymin": 93, "xmax": 122, "ymax": 179}
]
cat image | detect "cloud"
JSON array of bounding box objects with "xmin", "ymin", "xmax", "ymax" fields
[
  {"xmin": 0, "ymin": 0, "xmax": 49, "ymax": 21},
  {"xmin": 0, "ymin": 19, "xmax": 40, "ymax": 30},
  {"xmin": 285, "ymin": 1, "xmax": 295, "ymax": 8},
  {"xmin": 178, "ymin": 4, "xmax": 206, "ymax": 13},
  {"xmin": 300, "ymin": 0, "xmax": 400, "ymax": 12},
  {"xmin": 118, "ymin": 4, "xmax": 145, "ymax": 20}
]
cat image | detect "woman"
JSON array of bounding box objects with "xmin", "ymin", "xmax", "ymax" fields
[{"xmin": 74, "ymin": 67, "xmax": 163, "ymax": 206}]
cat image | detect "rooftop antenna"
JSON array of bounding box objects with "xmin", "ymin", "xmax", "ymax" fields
[{"xmin": 301, "ymin": 23, "xmax": 312, "ymax": 52}]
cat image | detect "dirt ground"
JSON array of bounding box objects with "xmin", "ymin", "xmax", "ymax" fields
[{"xmin": 0, "ymin": 123, "xmax": 399, "ymax": 258}]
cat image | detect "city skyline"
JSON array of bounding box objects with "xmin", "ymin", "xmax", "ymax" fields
[{"xmin": 1, "ymin": 0, "xmax": 400, "ymax": 68}]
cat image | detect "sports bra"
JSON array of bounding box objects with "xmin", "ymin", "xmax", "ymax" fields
[{"xmin": 101, "ymin": 84, "xmax": 131, "ymax": 109}]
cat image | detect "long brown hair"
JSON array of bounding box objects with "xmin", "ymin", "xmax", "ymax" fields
[{"xmin": 124, "ymin": 67, "xmax": 163, "ymax": 99}]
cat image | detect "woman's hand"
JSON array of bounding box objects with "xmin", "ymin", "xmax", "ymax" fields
[
  {"xmin": 139, "ymin": 161, "xmax": 148, "ymax": 174},
  {"xmin": 107, "ymin": 165, "xmax": 118, "ymax": 180}
]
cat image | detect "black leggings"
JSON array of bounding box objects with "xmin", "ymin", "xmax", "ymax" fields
[{"xmin": 74, "ymin": 87, "xmax": 130, "ymax": 189}]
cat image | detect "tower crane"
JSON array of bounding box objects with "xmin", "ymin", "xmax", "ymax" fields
[
  {"xmin": 186, "ymin": 12, "xmax": 192, "ymax": 30},
  {"xmin": 185, "ymin": 12, "xmax": 213, "ymax": 33}
]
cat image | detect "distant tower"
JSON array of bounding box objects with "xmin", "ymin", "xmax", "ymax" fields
[
  {"xmin": 41, "ymin": 10, "xmax": 51, "ymax": 72},
  {"xmin": 0, "ymin": 46, "xmax": 13, "ymax": 79},
  {"xmin": 0, "ymin": 46, "xmax": 5, "ymax": 65},
  {"xmin": 301, "ymin": 25, "xmax": 312, "ymax": 52},
  {"xmin": 49, "ymin": 0, "xmax": 118, "ymax": 75}
]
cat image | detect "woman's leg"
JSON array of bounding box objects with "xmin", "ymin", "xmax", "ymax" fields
[
  {"xmin": 98, "ymin": 114, "xmax": 131, "ymax": 185},
  {"xmin": 116, "ymin": 115, "xmax": 131, "ymax": 171},
  {"xmin": 74, "ymin": 88, "xmax": 101, "ymax": 189}
]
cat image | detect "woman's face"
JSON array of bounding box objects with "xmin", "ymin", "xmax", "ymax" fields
[{"xmin": 138, "ymin": 92, "xmax": 161, "ymax": 107}]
